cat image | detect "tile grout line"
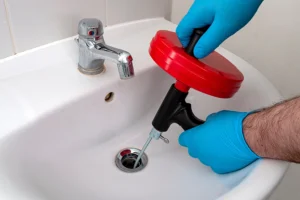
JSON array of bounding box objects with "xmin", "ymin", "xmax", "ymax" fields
[
  {"xmin": 104, "ymin": 0, "xmax": 108, "ymax": 27},
  {"xmin": 3, "ymin": 0, "xmax": 17, "ymax": 54},
  {"xmin": 167, "ymin": 0, "xmax": 173, "ymax": 21}
]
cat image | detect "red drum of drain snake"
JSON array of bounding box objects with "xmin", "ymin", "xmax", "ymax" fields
[{"xmin": 149, "ymin": 30, "xmax": 244, "ymax": 98}]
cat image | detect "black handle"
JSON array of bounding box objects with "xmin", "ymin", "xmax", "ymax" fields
[
  {"xmin": 152, "ymin": 84, "xmax": 204, "ymax": 132},
  {"xmin": 172, "ymin": 103, "xmax": 205, "ymax": 131},
  {"xmin": 184, "ymin": 26, "xmax": 210, "ymax": 57}
]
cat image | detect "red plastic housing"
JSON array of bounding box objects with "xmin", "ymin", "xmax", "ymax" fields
[{"xmin": 149, "ymin": 30, "xmax": 244, "ymax": 98}]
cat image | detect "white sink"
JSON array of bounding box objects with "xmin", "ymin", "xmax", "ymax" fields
[{"xmin": 0, "ymin": 18, "xmax": 289, "ymax": 200}]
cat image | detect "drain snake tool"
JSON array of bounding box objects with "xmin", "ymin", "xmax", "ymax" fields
[{"xmin": 134, "ymin": 27, "xmax": 244, "ymax": 168}]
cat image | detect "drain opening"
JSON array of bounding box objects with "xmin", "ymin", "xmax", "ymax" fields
[
  {"xmin": 115, "ymin": 148, "xmax": 148, "ymax": 173},
  {"xmin": 121, "ymin": 153, "xmax": 142, "ymax": 169}
]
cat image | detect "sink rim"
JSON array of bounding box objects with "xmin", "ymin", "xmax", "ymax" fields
[{"xmin": 221, "ymin": 159, "xmax": 289, "ymax": 200}]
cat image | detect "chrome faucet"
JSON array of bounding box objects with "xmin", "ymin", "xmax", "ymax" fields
[{"xmin": 75, "ymin": 18, "xmax": 134, "ymax": 79}]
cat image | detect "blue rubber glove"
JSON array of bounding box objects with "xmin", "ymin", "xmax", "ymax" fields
[
  {"xmin": 176, "ymin": 0, "xmax": 263, "ymax": 58},
  {"xmin": 179, "ymin": 111, "xmax": 260, "ymax": 174}
]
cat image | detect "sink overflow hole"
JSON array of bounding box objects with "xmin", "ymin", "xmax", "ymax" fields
[
  {"xmin": 115, "ymin": 148, "xmax": 148, "ymax": 173},
  {"xmin": 105, "ymin": 92, "xmax": 114, "ymax": 102}
]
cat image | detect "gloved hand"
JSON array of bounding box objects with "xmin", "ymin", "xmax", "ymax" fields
[
  {"xmin": 176, "ymin": 0, "xmax": 263, "ymax": 58},
  {"xmin": 178, "ymin": 110, "xmax": 260, "ymax": 174}
]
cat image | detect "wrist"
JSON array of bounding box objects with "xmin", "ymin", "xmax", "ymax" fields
[
  {"xmin": 235, "ymin": 111, "xmax": 261, "ymax": 159},
  {"xmin": 243, "ymin": 111, "xmax": 278, "ymax": 159},
  {"xmin": 243, "ymin": 112, "xmax": 264, "ymax": 157}
]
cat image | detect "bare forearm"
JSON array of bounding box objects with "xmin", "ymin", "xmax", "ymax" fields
[{"xmin": 243, "ymin": 96, "xmax": 300, "ymax": 162}]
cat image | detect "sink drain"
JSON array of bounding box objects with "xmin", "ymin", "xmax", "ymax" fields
[{"xmin": 115, "ymin": 148, "xmax": 148, "ymax": 173}]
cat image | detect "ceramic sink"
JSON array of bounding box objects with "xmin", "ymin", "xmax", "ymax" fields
[{"xmin": 0, "ymin": 18, "xmax": 289, "ymax": 200}]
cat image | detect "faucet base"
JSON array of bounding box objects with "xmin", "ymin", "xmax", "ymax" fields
[{"xmin": 78, "ymin": 64, "xmax": 105, "ymax": 75}]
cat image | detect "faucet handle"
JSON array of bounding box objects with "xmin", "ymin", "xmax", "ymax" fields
[{"xmin": 78, "ymin": 18, "xmax": 104, "ymax": 39}]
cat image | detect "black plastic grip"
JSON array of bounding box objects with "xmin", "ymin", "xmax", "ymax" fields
[
  {"xmin": 185, "ymin": 26, "xmax": 210, "ymax": 57},
  {"xmin": 152, "ymin": 84, "xmax": 204, "ymax": 132}
]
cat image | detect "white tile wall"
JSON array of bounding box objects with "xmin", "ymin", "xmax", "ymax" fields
[
  {"xmin": 0, "ymin": 0, "xmax": 171, "ymax": 58},
  {"xmin": 106, "ymin": 0, "xmax": 171, "ymax": 25},
  {"xmin": 4, "ymin": 0, "xmax": 106, "ymax": 53},
  {"xmin": 0, "ymin": 0, "xmax": 14, "ymax": 59},
  {"xmin": 171, "ymin": 0, "xmax": 193, "ymax": 24}
]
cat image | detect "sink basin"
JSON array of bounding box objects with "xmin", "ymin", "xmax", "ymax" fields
[{"xmin": 0, "ymin": 18, "xmax": 289, "ymax": 200}]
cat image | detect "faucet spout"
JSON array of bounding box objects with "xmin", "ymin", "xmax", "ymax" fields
[
  {"xmin": 91, "ymin": 42, "xmax": 134, "ymax": 79},
  {"xmin": 76, "ymin": 18, "xmax": 134, "ymax": 79}
]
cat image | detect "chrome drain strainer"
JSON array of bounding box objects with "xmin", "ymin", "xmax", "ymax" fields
[{"xmin": 115, "ymin": 148, "xmax": 148, "ymax": 173}]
